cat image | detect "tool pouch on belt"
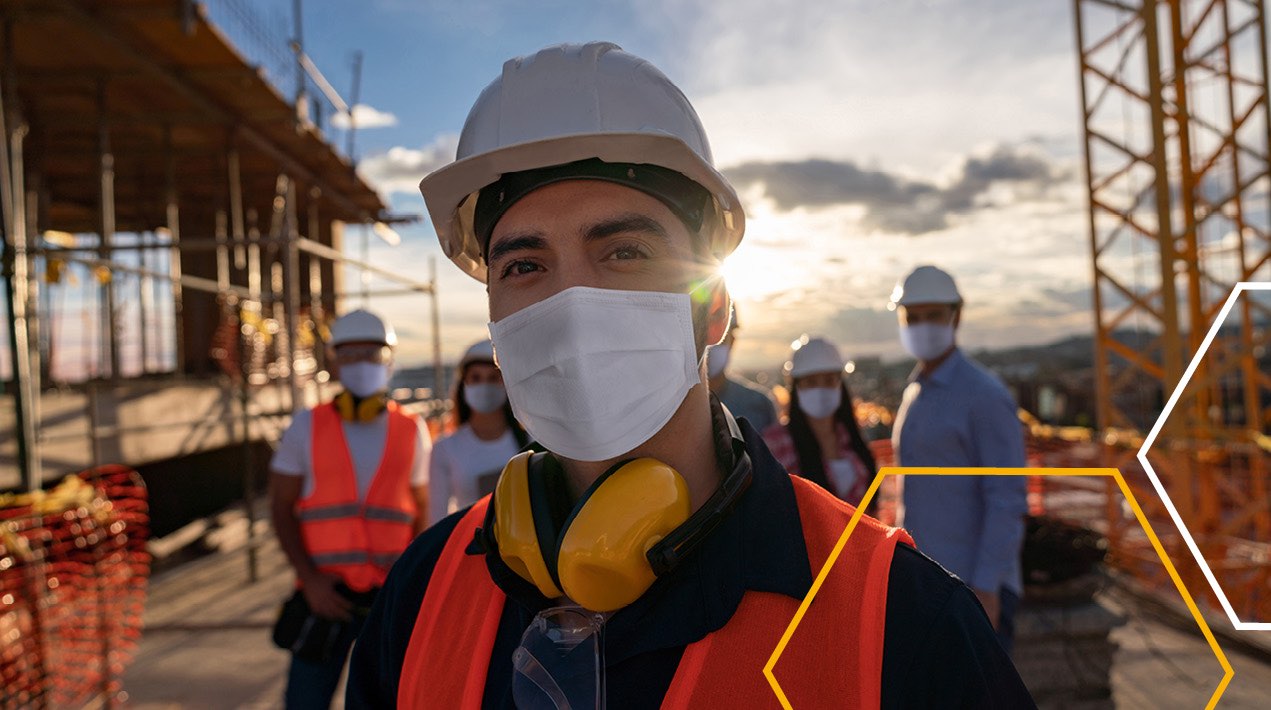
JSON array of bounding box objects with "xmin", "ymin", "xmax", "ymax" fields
[
  {"xmin": 272, "ymin": 590, "xmax": 348, "ymax": 663},
  {"xmin": 272, "ymin": 585, "xmax": 378, "ymax": 663}
]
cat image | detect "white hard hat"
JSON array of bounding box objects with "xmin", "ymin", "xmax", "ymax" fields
[
  {"xmin": 459, "ymin": 338, "xmax": 496, "ymax": 370},
  {"xmin": 420, "ymin": 42, "xmax": 745, "ymax": 283},
  {"xmin": 889, "ymin": 265, "xmax": 962, "ymax": 308},
  {"xmin": 785, "ymin": 335, "xmax": 848, "ymax": 378},
  {"xmin": 329, "ymin": 309, "xmax": 396, "ymax": 347}
]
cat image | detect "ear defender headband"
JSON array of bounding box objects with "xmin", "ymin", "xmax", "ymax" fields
[
  {"xmin": 333, "ymin": 391, "xmax": 387, "ymax": 423},
  {"xmin": 484, "ymin": 408, "xmax": 753, "ymax": 612},
  {"xmin": 473, "ymin": 158, "xmax": 711, "ymax": 257}
]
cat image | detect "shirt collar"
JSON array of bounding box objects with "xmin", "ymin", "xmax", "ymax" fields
[
  {"xmin": 908, "ymin": 347, "xmax": 964, "ymax": 386},
  {"xmin": 477, "ymin": 417, "xmax": 812, "ymax": 663}
]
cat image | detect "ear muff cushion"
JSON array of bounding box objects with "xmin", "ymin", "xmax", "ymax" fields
[
  {"xmin": 356, "ymin": 396, "xmax": 384, "ymax": 422},
  {"xmin": 492, "ymin": 452, "xmax": 564, "ymax": 599},
  {"xmin": 335, "ymin": 392, "xmax": 355, "ymax": 421},
  {"xmin": 334, "ymin": 391, "xmax": 386, "ymax": 422},
  {"xmin": 555, "ymin": 458, "xmax": 691, "ymax": 612}
]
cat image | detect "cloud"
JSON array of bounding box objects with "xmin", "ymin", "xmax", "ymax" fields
[
  {"xmin": 822, "ymin": 305, "xmax": 904, "ymax": 348},
  {"xmin": 331, "ymin": 103, "xmax": 399, "ymax": 130},
  {"xmin": 725, "ymin": 143, "xmax": 1062, "ymax": 234},
  {"xmin": 625, "ymin": 0, "xmax": 1080, "ymax": 172},
  {"xmin": 357, "ymin": 133, "xmax": 460, "ymax": 196}
]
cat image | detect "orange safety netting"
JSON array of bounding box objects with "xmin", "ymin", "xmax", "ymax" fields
[{"xmin": 0, "ymin": 465, "xmax": 150, "ymax": 708}]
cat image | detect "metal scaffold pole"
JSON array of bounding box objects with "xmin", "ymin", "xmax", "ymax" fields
[
  {"xmin": 97, "ymin": 81, "xmax": 120, "ymax": 381},
  {"xmin": 284, "ymin": 178, "xmax": 303, "ymax": 412},
  {"xmin": 1, "ymin": 38, "xmax": 38, "ymax": 493},
  {"xmin": 430, "ymin": 255, "xmax": 443, "ymax": 399}
]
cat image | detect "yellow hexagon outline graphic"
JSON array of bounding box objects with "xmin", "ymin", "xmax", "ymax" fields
[
  {"xmin": 762, "ymin": 466, "xmax": 1234, "ymax": 709},
  {"xmin": 1138, "ymin": 281, "xmax": 1271, "ymax": 630}
]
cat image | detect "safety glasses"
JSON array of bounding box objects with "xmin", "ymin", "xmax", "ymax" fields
[{"xmin": 512, "ymin": 606, "xmax": 606, "ymax": 710}]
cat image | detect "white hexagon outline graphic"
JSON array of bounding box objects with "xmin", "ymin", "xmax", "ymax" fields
[{"xmin": 1139, "ymin": 280, "xmax": 1271, "ymax": 631}]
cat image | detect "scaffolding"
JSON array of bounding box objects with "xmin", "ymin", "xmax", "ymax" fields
[{"xmin": 1, "ymin": 3, "xmax": 443, "ymax": 702}]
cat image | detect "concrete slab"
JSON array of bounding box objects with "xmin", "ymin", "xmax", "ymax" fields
[
  {"xmin": 122, "ymin": 535, "xmax": 347, "ymax": 709},
  {"xmin": 1105, "ymin": 595, "xmax": 1271, "ymax": 709}
]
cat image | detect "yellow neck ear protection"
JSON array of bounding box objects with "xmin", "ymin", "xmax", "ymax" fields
[
  {"xmin": 333, "ymin": 390, "xmax": 388, "ymax": 423},
  {"xmin": 480, "ymin": 405, "xmax": 753, "ymax": 612}
]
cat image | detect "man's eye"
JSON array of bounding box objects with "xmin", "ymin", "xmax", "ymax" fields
[
  {"xmin": 610, "ymin": 243, "xmax": 649, "ymax": 260},
  {"xmin": 500, "ymin": 259, "xmax": 540, "ymax": 279}
]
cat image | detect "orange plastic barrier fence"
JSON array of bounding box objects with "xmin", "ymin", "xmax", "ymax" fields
[{"xmin": 0, "ymin": 465, "xmax": 150, "ymax": 708}]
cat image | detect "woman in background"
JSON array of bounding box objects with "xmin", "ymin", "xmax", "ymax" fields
[
  {"xmin": 428, "ymin": 339, "xmax": 527, "ymax": 523},
  {"xmin": 763, "ymin": 335, "xmax": 877, "ymax": 508}
]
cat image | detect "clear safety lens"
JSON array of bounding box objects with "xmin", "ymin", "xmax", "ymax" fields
[{"xmin": 511, "ymin": 606, "xmax": 606, "ymax": 710}]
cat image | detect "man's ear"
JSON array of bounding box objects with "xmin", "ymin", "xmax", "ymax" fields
[
  {"xmin": 705, "ymin": 283, "xmax": 731, "ymax": 347},
  {"xmin": 952, "ymin": 305, "xmax": 963, "ymax": 330}
]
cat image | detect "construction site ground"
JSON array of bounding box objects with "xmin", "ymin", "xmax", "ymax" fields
[{"xmin": 123, "ymin": 516, "xmax": 1271, "ymax": 709}]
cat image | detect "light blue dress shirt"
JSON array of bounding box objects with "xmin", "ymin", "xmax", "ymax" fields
[
  {"xmin": 892, "ymin": 348, "xmax": 1028, "ymax": 595},
  {"xmin": 718, "ymin": 376, "xmax": 778, "ymax": 433}
]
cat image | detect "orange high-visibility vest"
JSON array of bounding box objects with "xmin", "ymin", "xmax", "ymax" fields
[
  {"xmin": 397, "ymin": 476, "xmax": 914, "ymax": 708},
  {"xmin": 297, "ymin": 400, "xmax": 420, "ymax": 592}
]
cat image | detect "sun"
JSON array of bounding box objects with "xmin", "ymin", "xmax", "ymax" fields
[{"xmin": 719, "ymin": 244, "xmax": 792, "ymax": 302}]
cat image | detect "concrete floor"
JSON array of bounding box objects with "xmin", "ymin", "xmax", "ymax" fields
[
  {"xmin": 123, "ymin": 531, "xmax": 323, "ymax": 709},
  {"xmin": 1106, "ymin": 598, "xmax": 1271, "ymax": 709}
]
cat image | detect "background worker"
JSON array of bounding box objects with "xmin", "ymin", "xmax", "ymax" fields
[
  {"xmin": 890, "ymin": 265, "xmax": 1030, "ymax": 653},
  {"xmin": 268, "ymin": 309, "xmax": 431, "ymax": 708},
  {"xmin": 763, "ymin": 335, "xmax": 877, "ymax": 508},
  {"xmin": 349, "ymin": 42, "xmax": 1032, "ymax": 708},
  {"xmin": 428, "ymin": 338, "xmax": 527, "ymax": 522},
  {"xmin": 707, "ymin": 305, "xmax": 778, "ymax": 431}
]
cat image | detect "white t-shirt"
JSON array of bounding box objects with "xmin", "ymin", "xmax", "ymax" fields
[
  {"xmin": 271, "ymin": 408, "xmax": 431, "ymax": 500},
  {"xmin": 429, "ymin": 424, "xmax": 522, "ymax": 523}
]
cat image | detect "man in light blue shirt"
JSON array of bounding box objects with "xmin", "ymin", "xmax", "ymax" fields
[{"xmin": 890, "ymin": 265, "xmax": 1028, "ymax": 653}]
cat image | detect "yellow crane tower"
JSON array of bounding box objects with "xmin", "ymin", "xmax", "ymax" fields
[{"xmin": 1074, "ymin": 0, "xmax": 1271, "ymax": 622}]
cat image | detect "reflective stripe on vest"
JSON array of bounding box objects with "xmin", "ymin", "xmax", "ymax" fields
[
  {"xmin": 396, "ymin": 476, "xmax": 913, "ymax": 709},
  {"xmin": 297, "ymin": 503, "xmax": 363, "ymax": 522},
  {"xmin": 296, "ymin": 400, "xmax": 420, "ymax": 592}
]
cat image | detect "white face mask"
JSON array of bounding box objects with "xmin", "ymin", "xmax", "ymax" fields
[
  {"xmin": 488, "ymin": 286, "xmax": 701, "ymax": 462},
  {"xmin": 706, "ymin": 343, "xmax": 731, "ymax": 378},
  {"xmin": 797, "ymin": 386, "xmax": 841, "ymax": 419},
  {"xmin": 340, "ymin": 362, "xmax": 390, "ymax": 398},
  {"xmin": 464, "ymin": 382, "xmax": 507, "ymax": 414},
  {"xmin": 899, "ymin": 322, "xmax": 956, "ymax": 362}
]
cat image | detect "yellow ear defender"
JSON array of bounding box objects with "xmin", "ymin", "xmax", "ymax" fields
[
  {"xmin": 483, "ymin": 407, "xmax": 754, "ymax": 613},
  {"xmin": 493, "ymin": 452, "xmax": 692, "ymax": 611},
  {"xmin": 334, "ymin": 390, "xmax": 387, "ymax": 423}
]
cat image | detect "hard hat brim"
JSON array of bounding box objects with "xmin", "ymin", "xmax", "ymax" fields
[{"xmin": 421, "ymin": 133, "xmax": 745, "ymax": 283}]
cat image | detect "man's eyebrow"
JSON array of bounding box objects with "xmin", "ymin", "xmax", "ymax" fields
[
  {"xmin": 583, "ymin": 214, "xmax": 671, "ymax": 244},
  {"xmin": 487, "ymin": 232, "xmax": 547, "ymax": 264}
]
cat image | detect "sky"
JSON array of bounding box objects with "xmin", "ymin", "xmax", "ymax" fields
[{"xmin": 213, "ymin": 0, "xmax": 1101, "ymax": 371}]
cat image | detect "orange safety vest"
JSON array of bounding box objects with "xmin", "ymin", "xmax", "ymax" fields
[
  {"xmin": 296, "ymin": 400, "xmax": 420, "ymax": 592},
  {"xmin": 397, "ymin": 476, "xmax": 914, "ymax": 708}
]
